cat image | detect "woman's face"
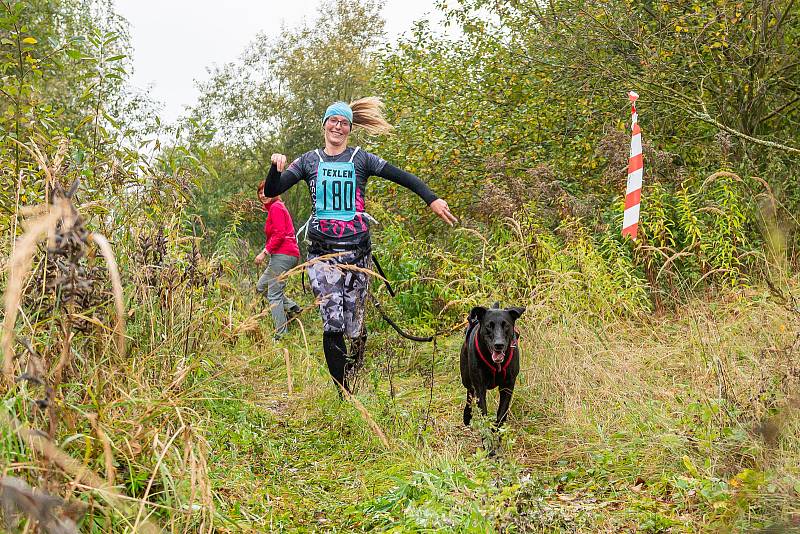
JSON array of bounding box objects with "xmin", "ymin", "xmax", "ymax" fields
[
  {"xmin": 258, "ymin": 189, "xmax": 269, "ymax": 205},
  {"xmin": 324, "ymin": 115, "xmax": 351, "ymax": 146}
]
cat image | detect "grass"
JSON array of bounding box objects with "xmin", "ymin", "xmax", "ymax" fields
[{"xmin": 169, "ymin": 280, "xmax": 798, "ymax": 532}]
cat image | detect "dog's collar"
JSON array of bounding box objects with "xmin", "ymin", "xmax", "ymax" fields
[{"xmin": 473, "ymin": 330, "xmax": 518, "ymax": 379}]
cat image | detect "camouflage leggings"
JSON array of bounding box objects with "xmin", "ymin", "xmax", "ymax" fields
[{"xmin": 307, "ymin": 249, "xmax": 370, "ymax": 338}]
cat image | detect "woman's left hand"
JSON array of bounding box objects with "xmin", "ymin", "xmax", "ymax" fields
[{"xmin": 430, "ymin": 199, "xmax": 458, "ymax": 226}]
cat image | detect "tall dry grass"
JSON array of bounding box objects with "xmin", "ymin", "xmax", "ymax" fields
[{"xmin": 1, "ymin": 141, "xmax": 224, "ymax": 532}]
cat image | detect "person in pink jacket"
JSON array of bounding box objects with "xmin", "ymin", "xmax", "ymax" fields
[{"xmin": 255, "ymin": 180, "xmax": 301, "ymax": 340}]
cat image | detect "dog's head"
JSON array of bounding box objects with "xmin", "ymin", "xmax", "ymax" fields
[{"xmin": 469, "ymin": 302, "xmax": 525, "ymax": 364}]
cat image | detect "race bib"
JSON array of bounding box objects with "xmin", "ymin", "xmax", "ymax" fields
[{"xmin": 315, "ymin": 160, "xmax": 356, "ymax": 221}]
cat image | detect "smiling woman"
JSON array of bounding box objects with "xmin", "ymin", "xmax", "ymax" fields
[{"xmin": 264, "ymin": 97, "xmax": 457, "ymax": 396}]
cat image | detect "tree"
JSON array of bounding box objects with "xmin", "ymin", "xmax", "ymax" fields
[
  {"xmin": 369, "ymin": 0, "xmax": 799, "ymax": 287},
  {"xmin": 0, "ymin": 0, "xmax": 134, "ymax": 227}
]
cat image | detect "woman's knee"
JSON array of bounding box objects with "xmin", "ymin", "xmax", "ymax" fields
[
  {"xmin": 256, "ymin": 277, "xmax": 270, "ymax": 294},
  {"xmin": 266, "ymin": 278, "xmax": 285, "ymax": 296}
]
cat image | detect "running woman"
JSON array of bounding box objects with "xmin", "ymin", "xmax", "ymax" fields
[{"xmin": 264, "ymin": 97, "xmax": 457, "ymax": 395}]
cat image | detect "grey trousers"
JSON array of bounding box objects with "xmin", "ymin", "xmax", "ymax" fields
[{"xmin": 256, "ymin": 253, "xmax": 299, "ymax": 335}]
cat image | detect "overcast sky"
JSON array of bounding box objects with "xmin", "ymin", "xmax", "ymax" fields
[{"xmin": 114, "ymin": 1, "xmax": 445, "ymax": 124}]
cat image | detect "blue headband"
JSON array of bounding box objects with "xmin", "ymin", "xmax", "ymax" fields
[{"xmin": 323, "ymin": 102, "xmax": 353, "ymax": 125}]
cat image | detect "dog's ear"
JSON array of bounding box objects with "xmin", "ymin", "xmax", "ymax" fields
[
  {"xmin": 507, "ymin": 307, "xmax": 526, "ymax": 320},
  {"xmin": 469, "ymin": 306, "xmax": 487, "ymax": 323}
]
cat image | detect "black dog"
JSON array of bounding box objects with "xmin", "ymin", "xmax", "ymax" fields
[{"xmin": 460, "ymin": 303, "xmax": 525, "ymax": 428}]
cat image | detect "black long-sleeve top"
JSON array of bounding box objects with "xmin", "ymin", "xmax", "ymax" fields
[{"xmin": 264, "ymin": 146, "xmax": 438, "ymax": 247}]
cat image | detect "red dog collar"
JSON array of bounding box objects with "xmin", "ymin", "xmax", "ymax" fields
[{"xmin": 473, "ymin": 330, "xmax": 518, "ymax": 381}]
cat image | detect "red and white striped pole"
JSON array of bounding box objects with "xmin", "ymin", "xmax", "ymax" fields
[{"xmin": 622, "ymin": 91, "xmax": 642, "ymax": 240}]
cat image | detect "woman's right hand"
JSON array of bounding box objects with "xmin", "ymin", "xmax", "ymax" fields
[
  {"xmin": 430, "ymin": 199, "xmax": 458, "ymax": 226},
  {"xmin": 255, "ymin": 251, "xmax": 267, "ymax": 265},
  {"xmin": 271, "ymin": 153, "xmax": 288, "ymax": 172}
]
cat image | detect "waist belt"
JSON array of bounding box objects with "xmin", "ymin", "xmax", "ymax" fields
[{"xmin": 308, "ymin": 239, "xmax": 372, "ymax": 260}]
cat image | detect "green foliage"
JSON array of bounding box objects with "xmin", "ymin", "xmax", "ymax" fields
[
  {"xmin": 365, "ymin": 0, "xmax": 800, "ymax": 304},
  {"xmin": 0, "ymin": 0, "xmax": 164, "ymax": 239},
  {"xmin": 370, "ymin": 203, "xmax": 651, "ymax": 329},
  {"xmin": 193, "ymin": 0, "xmax": 383, "ymax": 153}
]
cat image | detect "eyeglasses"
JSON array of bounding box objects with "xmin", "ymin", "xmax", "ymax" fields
[{"xmin": 326, "ymin": 118, "xmax": 351, "ymax": 128}]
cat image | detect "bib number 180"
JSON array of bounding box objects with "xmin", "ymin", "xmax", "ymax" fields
[
  {"xmin": 315, "ymin": 161, "xmax": 357, "ymax": 221},
  {"xmin": 321, "ymin": 179, "xmax": 354, "ymax": 212}
]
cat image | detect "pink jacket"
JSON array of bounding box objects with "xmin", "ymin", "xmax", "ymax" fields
[{"xmin": 263, "ymin": 199, "xmax": 300, "ymax": 257}]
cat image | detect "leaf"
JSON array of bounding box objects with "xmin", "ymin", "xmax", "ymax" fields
[
  {"xmin": 102, "ymin": 111, "xmax": 119, "ymax": 129},
  {"xmin": 76, "ymin": 115, "xmax": 95, "ymax": 131},
  {"xmin": 22, "ymin": 37, "xmax": 37, "ymax": 45},
  {"xmin": 106, "ymin": 54, "xmax": 126, "ymax": 62},
  {"xmin": 682, "ymin": 455, "xmax": 698, "ymax": 476}
]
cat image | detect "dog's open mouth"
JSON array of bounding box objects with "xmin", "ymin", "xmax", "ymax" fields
[{"xmin": 491, "ymin": 351, "xmax": 504, "ymax": 363}]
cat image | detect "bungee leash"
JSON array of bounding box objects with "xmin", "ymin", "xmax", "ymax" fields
[
  {"xmin": 370, "ymin": 253, "xmax": 396, "ymax": 297},
  {"xmin": 368, "ymin": 293, "xmax": 433, "ymax": 342}
]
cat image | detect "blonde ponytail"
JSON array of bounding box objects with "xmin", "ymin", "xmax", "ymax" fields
[{"xmin": 350, "ymin": 97, "xmax": 394, "ymax": 136}]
